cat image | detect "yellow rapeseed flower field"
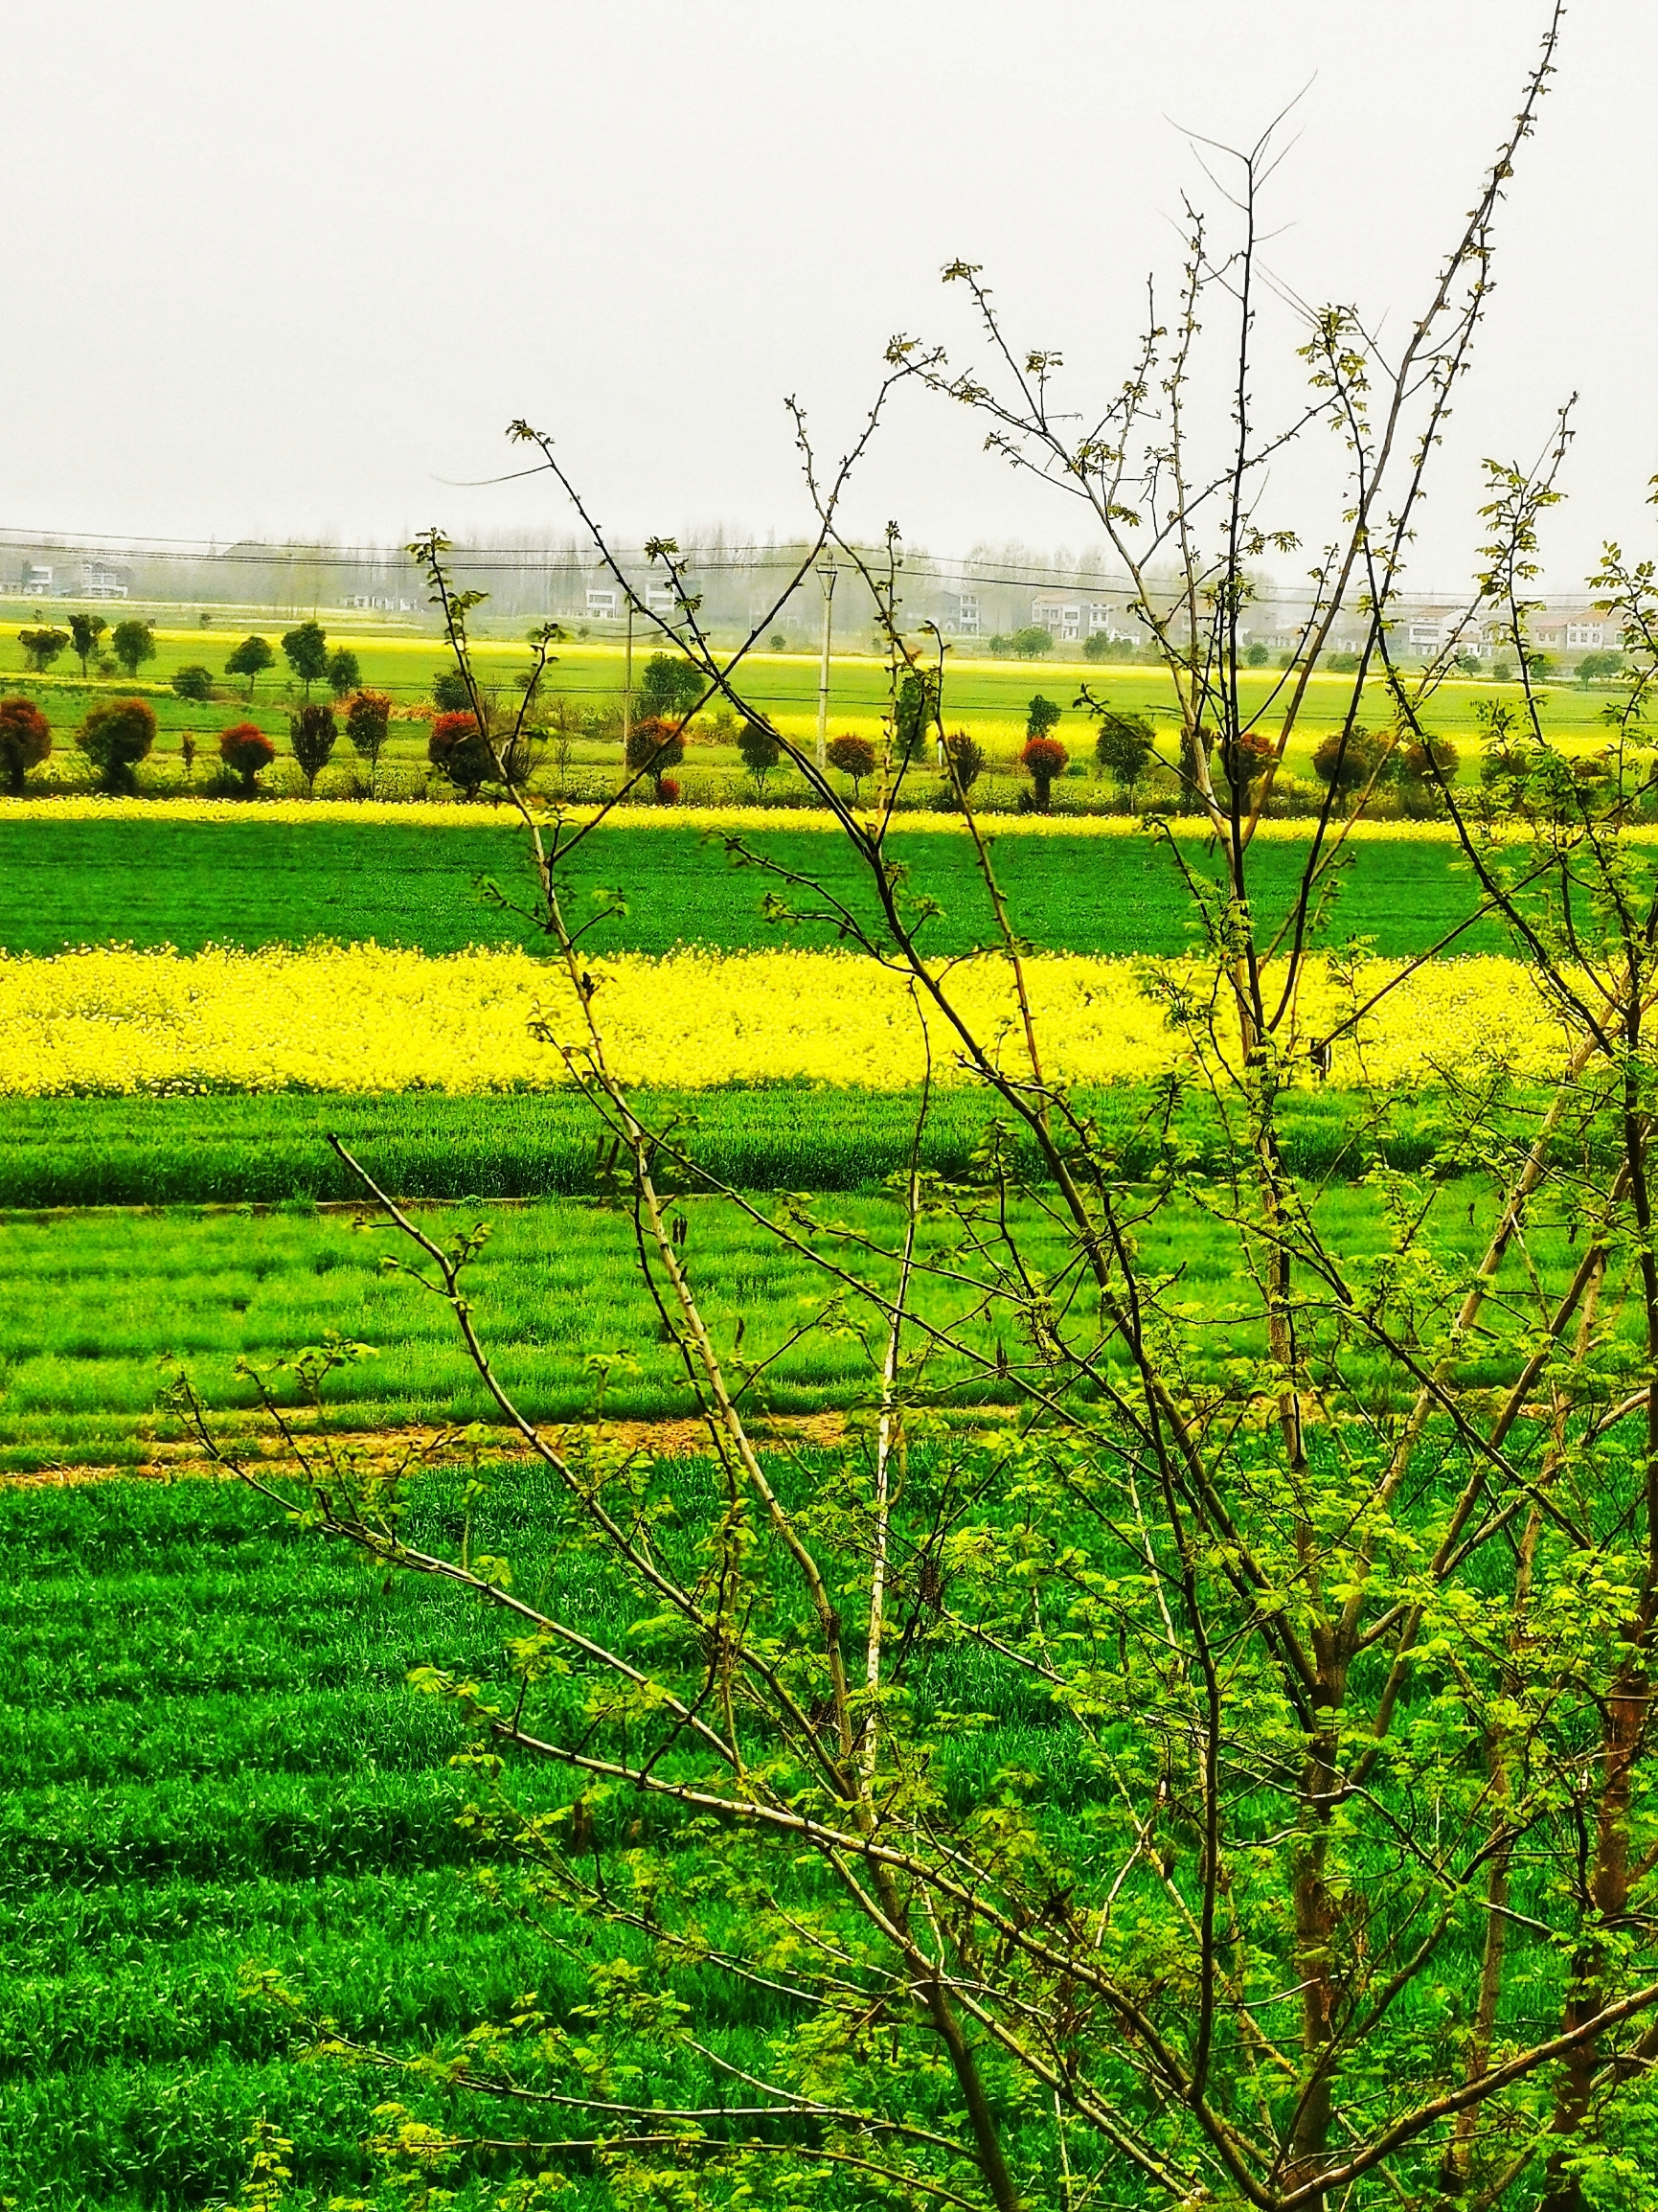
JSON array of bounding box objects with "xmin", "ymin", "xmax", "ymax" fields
[
  {"xmin": 2, "ymin": 794, "xmax": 1626, "ymax": 842},
  {"xmin": 0, "ymin": 942, "xmax": 1574, "ymax": 1096}
]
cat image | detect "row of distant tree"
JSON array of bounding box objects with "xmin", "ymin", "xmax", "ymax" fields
[
  {"xmin": 12, "ymin": 617, "xmax": 362, "ymax": 702},
  {"xmin": 3, "ymin": 642, "xmax": 1618, "ymax": 822}
]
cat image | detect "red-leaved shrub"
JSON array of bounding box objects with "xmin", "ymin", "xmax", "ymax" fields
[
  {"xmin": 428, "ymin": 710, "xmax": 494, "ymax": 797},
  {"xmin": 1019, "ymin": 735, "xmax": 1068, "ymax": 810},
  {"xmin": 626, "ymin": 715, "xmax": 686, "ymax": 797},
  {"xmin": 827, "ymin": 733, "xmax": 876, "ymax": 799},
  {"xmin": 344, "ymin": 690, "xmax": 393, "ymax": 778},
  {"xmin": 220, "ymin": 721, "xmax": 276, "ymax": 797},
  {"xmin": 0, "ymin": 696, "xmax": 51, "ymax": 795}
]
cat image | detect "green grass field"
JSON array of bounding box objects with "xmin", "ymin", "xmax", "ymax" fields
[
  {"xmin": 0, "ymin": 814, "xmax": 1513, "ymax": 959},
  {"xmin": 6, "ymin": 1430, "xmax": 1248, "ymax": 2208},
  {"xmin": 0, "ymin": 1243, "xmax": 1595, "ymax": 2205}
]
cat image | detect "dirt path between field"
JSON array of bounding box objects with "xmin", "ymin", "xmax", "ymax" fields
[{"xmin": 2, "ymin": 1411, "xmax": 859, "ymax": 1490}]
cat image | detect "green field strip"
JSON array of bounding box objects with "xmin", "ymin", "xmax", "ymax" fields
[
  {"xmin": 0, "ymin": 1184, "xmax": 1564, "ymax": 1471},
  {"xmin": 0, "ymin": 1083, "xmax": 1465, "ymax": 1208},
  {"xmin": 1, "ymin": 1421, "xmax": 1580, "ymax": 2204},
  {"xmin": 0, "ymin": 816, "xmax": 1513, "ymax": 959}
]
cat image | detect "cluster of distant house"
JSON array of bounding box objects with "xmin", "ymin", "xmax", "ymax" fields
[
  {"xmin": 567, "ymin": 581, "xmax": 1615, "ymax": 660},
  {"xmin": 0, "ymin": 560, "xmax": 129, "ymax": 602},
  {"xmin": 991, "ymin": 593, "xmax": 1610, "ymax": 661},
  {"xmin": 0, "ymin": 554, "xmax": 1614, "ymax": 664}
]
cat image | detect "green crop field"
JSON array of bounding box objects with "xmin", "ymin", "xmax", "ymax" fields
[
  {"xmin": 0, "ymin": 814, "xmax": 1511, "ymax": 960},
  {"xmin": 0, "ymin": 1470, "xmax": 715, "ymax": 2210},
  {"xmin": 0, "ymin": 1247, "xmax": 1600, "ymax": 2205},
  {"xmin": 0, "ymin": 1083, "xmax": 1465, "ymax": 1211},
  {"xmin": 0, "ymin": 788, "xmax": 1614, "ymax": 2206},
  {"xmin": 0, "ymin": 1175, "xmax": 1587, "ymax": 1476}
]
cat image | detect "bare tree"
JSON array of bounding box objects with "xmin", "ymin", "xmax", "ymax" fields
[{"xmin": 187, "ymin": 12, "xmax": 1658, "ymax": 2208}]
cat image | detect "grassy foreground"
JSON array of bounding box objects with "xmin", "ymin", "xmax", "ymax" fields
[{"xmin": 0, "ymin": 1472, "xmax": 630, "ymax": 2210}]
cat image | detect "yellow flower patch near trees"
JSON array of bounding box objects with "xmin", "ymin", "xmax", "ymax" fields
[
  {"xmin": 0, "ymin": 942, "xmax": 1567, "ymax": 1096},
  {"xmin": 10, "ymin": 792, "xmax": 1648, "ymax": 840}
]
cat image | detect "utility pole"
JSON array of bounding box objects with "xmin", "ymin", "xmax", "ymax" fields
[
  {"xmin": 815, "ymin": 550, "xmax": 838, "ymax": 772},
  {"xmin": 623, "ymin": 597, "xmax": 635, "ymax": 758}
]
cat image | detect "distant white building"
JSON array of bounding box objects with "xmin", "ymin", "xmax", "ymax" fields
[
  {"xmin": 1032, "ymin": 596, "xmax": 1083, "ymax": 642},
  {"xmin": 1528, "ymin": 613, "xmax": 1609, "ymax": 658},
  {"xmin": 1028, "ymin": 594, "xmax": 1128, "ymax": 644},
  {"xmin": 1403, "ymin": 614, "xmax": 1488, "ymax": 659},
  {"xmin": 585, "ymin": 586, "xmax": 620, "ymax": 621},
  {"xmin": 23, "ymin": 562, "xmax": 52, "ymax": 595},
  {"xmin": 82, "ymin": 562, "xmax": 128, "ymax": 601}
]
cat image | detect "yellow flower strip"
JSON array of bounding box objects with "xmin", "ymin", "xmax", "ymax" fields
[
  {"xmin": 0, "ymin": 944, "xmax": 1570, "ymax": 1098},
  {"xmin": 0, "ymin": 794, "xmax": 1624, "ymax": 841}
]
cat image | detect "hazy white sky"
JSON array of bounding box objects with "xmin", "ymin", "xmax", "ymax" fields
[{"xmin": 8, "ymin": 0, "xmax": 1654, "ymax": 590}]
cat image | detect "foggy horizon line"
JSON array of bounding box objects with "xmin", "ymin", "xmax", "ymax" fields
[{"xmin": 0, "ymin": 522, "xmax": 1619, "ymax": 610}]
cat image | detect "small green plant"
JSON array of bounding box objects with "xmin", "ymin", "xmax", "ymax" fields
[
  {"xmin": 344, "ymin": 690, "xmax": 392, "ymax": 788},
  {"xmin": 1091, "ymin": 707, "xmax": 1153, "ymax": 798},
  {"xmin": 1025, "ymin": 693, "xmax": 1061, "ymax": 740},
  {"xmin": 1311, "ymin": 724, "xmax": 1389, "ymax": 807},
  {"xmin": 224, "ymin": 635, "xmax": 276, "ymax": 701},
  {"xmin": 170, "ymin": 664, "xmax": 215, "ymax": 702},
  {"xmin": 17, "ymin": 626, "xmax": 69, "ymax": 673},
  {"xmin": 895, "ymin": 670, "xmax": 941, "ymax": 763},
  {"xmin": 78, "ymin": 696, "xmax": 156, "ymax": 794},
  {"xmin": 326, "ymin": 647, "xmax": 361, "ymax": 698},
  {"xmin": 280, "ymin": 621, "xmax": 329, "ymax": 698},
  {"xmin": 288, "ymin": 701, "xmax": 338, "ymax": 796},
  {"xmin": 110, "ymin": 619, "xmax": 156, "ymax": 677},
  {"xmin": 736, "ymin": 716, "xmax": 783, "ymax": 796},
  {"xmin": 941, "ymin": 727, "xmax": 985, "ymax": 802},
  {"xmin": 1400, "ymin": 733, "xmax": 1460, "ymax": 785},
  {"xmin": 67, "ymin": 612, "xmax": 106, "ymax": 676},
  {"xmin": 1577, "ymin": 650, "xmax": 1624, "ymax": 684},
  {"xmin": 637, "ymin": 651, "xmax": 704, "ymax": 721}
]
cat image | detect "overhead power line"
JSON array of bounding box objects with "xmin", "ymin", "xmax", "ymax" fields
[{"xmin": 0, "ymin": 524, "xmax": 1606, "ymax": 608}]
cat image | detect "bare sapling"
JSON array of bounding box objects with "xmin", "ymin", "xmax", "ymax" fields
[{"xmin": 184, "ymin": 11, "xmax": 1658, "ymax": 2208}]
